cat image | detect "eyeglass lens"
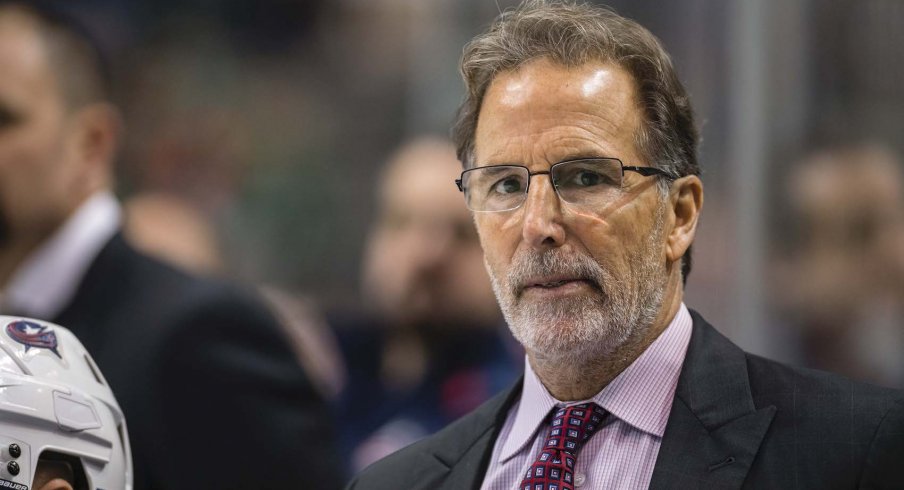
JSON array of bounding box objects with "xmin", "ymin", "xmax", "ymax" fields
[{"xmin": 461, "ymin": 159, "xmax": 624, "ymax": 212}]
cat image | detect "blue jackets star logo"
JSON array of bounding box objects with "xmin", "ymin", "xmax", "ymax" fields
[{"xmin": 5, "ymin": 320, "xmax": 62, "ymax": 358}]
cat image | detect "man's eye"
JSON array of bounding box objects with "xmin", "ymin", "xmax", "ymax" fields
[
  {"xmin": 576, "ymin": 171, "xmax": 602, "ymax": 186},
  {"xmin": 493, "ymin": 177, "xmax": 523, "ymax": 194},
  {"xmin": 564, "ymin": 170, "xmax": 614, "ymax": 187}
]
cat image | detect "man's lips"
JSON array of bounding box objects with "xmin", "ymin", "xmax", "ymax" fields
[{"xmin": 518, "ymin": 275, "xmax": 599, "ymax": 294}]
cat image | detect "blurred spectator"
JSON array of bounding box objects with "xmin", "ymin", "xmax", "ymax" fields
[
  {"xmin": 361, "ymin": 138, "xmax": 503, "ymax": 329},
  {"xmin": 773, "ymin": 144, "xmax": 904, "ymax": 386},
  {"xmin": 113, "ymin": 0, "xmax": 348, "ymax": 400},
  {"xmin": 330, "ymin": 137, "xmax": 522, "ymax": 473},
  {"xmin": 124, "ymin": 191, "xmax": 346, "ymax": 399},
  {"xmin": 0, "ymin": 3, "xmax": 340, "ymax": 489}
]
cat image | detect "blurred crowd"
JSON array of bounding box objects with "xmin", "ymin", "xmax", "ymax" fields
[
  {"xmin": 1, "ymin": 0, "xmax": 903, "ymax": 488},
  {"xmin": 771, "ymin": 145, "xmax": 904, "ymax": 386}
]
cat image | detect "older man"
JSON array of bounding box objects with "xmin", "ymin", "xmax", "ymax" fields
[
  {"xmin": 349, "ymin": 1, "xmax": 904, "ymax": 489},
  {"xmin": 0, "ymin": 2, "xmax": 339, "ymax": 489}
]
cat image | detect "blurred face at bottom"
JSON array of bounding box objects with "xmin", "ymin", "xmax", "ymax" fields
[{"xmin": 364, "ymin": 139, "xmax": 500, "ymax": 329}]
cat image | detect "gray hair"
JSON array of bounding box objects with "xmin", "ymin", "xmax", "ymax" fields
[{"xmin": 452, "ymin": 0, "xmax": 700, "ymax": 280}]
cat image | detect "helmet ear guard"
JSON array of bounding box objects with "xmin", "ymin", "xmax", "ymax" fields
[
  {"xmin": 0, "ymin": 317, "xmax": 132, "ymax": 490},
  {"xmin": 0, "ymin": 437, "xmax": 33, "ymax": 489}
]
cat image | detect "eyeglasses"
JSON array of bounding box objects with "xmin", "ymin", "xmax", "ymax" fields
[{"xmin": 455, "ymin": 157, "xmax": 674, "ymax": 212}]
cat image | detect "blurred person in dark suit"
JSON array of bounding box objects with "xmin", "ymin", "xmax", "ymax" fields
[
  {"xmin": 350, "ymin": 2, "xmax": 904, "ymax": 488},
  {"xmin": 332, "ymin": 136, "xmax": 521, "ymax": 473},
  {"xmin": 123, "ymin": 191, "xmax": 347, "ymax": 399},
  {"xmin": 0, "ymin": 2, "xmax": 341, "ymax": 489},
  {"xmin": 774, "ymin": 144, "xmax": 904, "ymax": 387}
]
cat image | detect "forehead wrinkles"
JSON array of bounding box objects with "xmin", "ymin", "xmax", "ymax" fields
[
  {"xmin": 490, "ymin": 59, "xmax": 640, "ymax": 119},
  {"xmin": 475, "ymin": 60, "xmax": 643, "ymax": 166}
]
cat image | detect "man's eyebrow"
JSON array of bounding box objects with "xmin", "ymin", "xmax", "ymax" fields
[
  {"xmin": 477, "ymin": 165, "xmax": 522, "ymax": 175},
  {"xmin": 478, "ymin": 153, "xmax": 612, "ymax": 168},
  {"xmin": 553, "ymin": 153, "xmax": 612, "ymax": 164}
]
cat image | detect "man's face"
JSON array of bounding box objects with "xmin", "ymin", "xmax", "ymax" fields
[
  {"xmin": 472, "ymin": 58, "xmax": 669, "ymax": 363},
  {"xmin": 363, "ymin": 143, "xmax": 500, "ymax": 328},
  {"xmin": 0, "ymin": 10, "xmax": 82, "ymax": 247}
]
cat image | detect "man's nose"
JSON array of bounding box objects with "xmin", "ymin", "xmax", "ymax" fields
[{"xmin": 521, "ymin": 175, "xmax": 566, "ymax": 250}]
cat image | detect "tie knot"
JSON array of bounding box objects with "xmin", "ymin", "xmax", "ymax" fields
[{"xmin": 544, "ymin": 402, "xmax": 606, "ymax": 456}]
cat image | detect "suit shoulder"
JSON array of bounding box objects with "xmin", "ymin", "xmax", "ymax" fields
[
  {"xmin": 745, "ymin": 352, "xmax": 904, "ymax": 436},
  {"xmin": 745, "ymin": 354, "xmax": 904, "ymax": 486},
  {"xmin": 349, "ymin": 387, "xmax": 517, "ymax": 489},
  {"xmin": 121, "ymin": 244, "xmax": 272, "ymax": 323},
  {"xmin": 98, "ymin": 242, "xmax": 290, "ymax": 360},
  {"xmin": 745, "ymin": 352, "xmax": 902, "ymax": 402},
  {"xmin": 127, "ymin": 246, "xmax": 256, "ymax": 308}
]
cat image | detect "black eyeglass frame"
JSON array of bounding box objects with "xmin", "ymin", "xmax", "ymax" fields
[{"xmin": 454, "ymin": 157, "xmax": 676, "ymax": 206}]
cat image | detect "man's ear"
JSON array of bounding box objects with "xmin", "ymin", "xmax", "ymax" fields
[
  {"xmin": 70, "ymin": 102, "xmax": 122, "ymax": 190},
  {"xmin": 666, "ymin": 175, "xmax": 703, "ymax": 263},
  {"xmin": 35, "ymin": 478, "xmax": 73, "ymax": 490}
]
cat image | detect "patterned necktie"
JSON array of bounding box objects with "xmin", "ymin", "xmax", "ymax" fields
[{"xmin": 520, "ymin": 402, "xmax": 606, "ymax": 490}]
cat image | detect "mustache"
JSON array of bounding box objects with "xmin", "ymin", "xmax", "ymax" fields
[{"xmin": 508, "ymin": 249, "xmax": 606, "ymax": 295}]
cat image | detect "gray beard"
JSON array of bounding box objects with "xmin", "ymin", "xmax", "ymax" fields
[{"xmin": 488, "ymin": 208, "xmax": 667, "ymax": 365}]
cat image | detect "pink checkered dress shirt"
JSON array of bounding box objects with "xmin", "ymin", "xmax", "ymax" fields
[{"xmin": 481, "ymin": 303, "xmax": 693, "ymax": 490}]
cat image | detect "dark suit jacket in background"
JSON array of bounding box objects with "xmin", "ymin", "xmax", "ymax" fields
[
  {"xmin": 53, "ymin": 234, "xmax": 342, "ymax": 490},
  {"xmin": 348, "ymin": 310, "xmax": 904, "ymax": 489}
]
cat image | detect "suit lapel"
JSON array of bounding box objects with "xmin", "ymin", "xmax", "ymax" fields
[
  {"xmin": 415, "ymin": 380, "xmax": 522, "ymax": 490},
  {"xmin": 52, "ymin": 233, "xmax": 130, "ymax": 352},
  {"xmin": 650, "ymin": 311, "xmax": 775, "ymax": 489},
  {"xmin": 53, "ymin": 233, "xmax": 130, "ymax": 323},
  {"xmin": 437, "ymin": 425, "xmax": 505, "ymax": 490}
]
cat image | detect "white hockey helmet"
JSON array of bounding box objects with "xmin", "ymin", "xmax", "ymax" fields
[{"xmin": 0, "ymin": 316, "xmax": 132, "ymax": 490}]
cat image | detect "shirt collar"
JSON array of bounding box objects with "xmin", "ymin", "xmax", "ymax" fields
[
  {"xmin": 2, "ymin": 191, "xmax": 121, "ymax": 319},
  {"xmin": 500, "ymin": 303, "xmax": 693, "ymax": 461}
]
